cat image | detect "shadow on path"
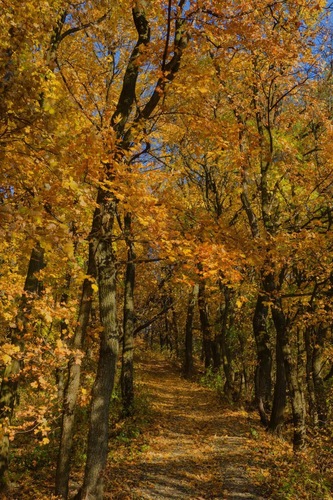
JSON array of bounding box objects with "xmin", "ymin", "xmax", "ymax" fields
[{"xmin": 107, "ymin": 354, "xmax": 267, "ymax": 499}]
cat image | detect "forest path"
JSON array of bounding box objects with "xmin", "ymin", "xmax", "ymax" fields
[{"xmin": 107, "ymin": 350, "xmax": 268, "ymax": 499}]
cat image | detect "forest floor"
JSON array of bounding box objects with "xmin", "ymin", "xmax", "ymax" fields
[
  {"xmin": 105, "ymin": 348, "xmax": 271, "ymax": 499},
  {"xmin": 9, "ymin": 344, "xmax": 332, "ymax": 499}
]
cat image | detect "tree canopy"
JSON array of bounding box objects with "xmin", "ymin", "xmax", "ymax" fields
[{"xmin": 1, "ymin": 0, "xmax": 333, "ymax": 498}]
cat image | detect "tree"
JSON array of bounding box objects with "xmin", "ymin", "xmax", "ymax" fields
[
  {"xmin": 1, "ymin": 0, "xmax": 332, "ymax": 493},
  {"xmin": 66, "ymin": 1, "xmax": 190, "ymax": 497}
]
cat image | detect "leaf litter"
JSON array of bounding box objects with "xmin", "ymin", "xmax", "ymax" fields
[{"xmin": 106, "ymin": 350, "xmax": 268, "ymax": 499}]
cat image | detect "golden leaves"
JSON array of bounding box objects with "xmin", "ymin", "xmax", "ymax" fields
[{"xmin": 0, "ymin": 343, "xmax": 20, "ymax": 365}]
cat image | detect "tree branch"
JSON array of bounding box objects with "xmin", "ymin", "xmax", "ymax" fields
[
  {"xmin": 133, "ymin": 305, "xmax": 173, "ymax": 336},
  {"xmin": 111, "ymin": 1, "xmax": 151, "ymax": 137}
]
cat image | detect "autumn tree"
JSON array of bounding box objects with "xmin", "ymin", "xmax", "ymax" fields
[
  {"xmin": 157, "ymin": 0, "xmax": 330, "ymax": 449},
  {"xmin": 0, "ymin": 0, "xmax": 98, "ymax": 488},
  {"xmin": 1, "ymin": 0, "xmax": 333, "ymax": 495}
]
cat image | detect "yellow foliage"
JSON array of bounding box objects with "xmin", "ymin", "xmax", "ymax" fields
[{"xmin": 0, "ymin": 344, "xmax": 20, "ymax": 365}]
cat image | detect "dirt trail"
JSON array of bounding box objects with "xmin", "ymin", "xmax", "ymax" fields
[{"xmin": 107, "ymin": 353, "xmax": 267, "ymax": 499}]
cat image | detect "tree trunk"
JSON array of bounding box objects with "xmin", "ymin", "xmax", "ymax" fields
[
  {"xmin": 56, "ymin": 273, "xmax": 72, "ymax": 402},
  {"xmin": 211, "ymin": 337, "xmax": 222, "ymax": 372},
  {"xmin": 304, "ymin": 327, "xmax": 318, "ymax": 425},
  {"xmin": 79, "ymin": 191, "xmax": 118, "ymax": 500},
  {"xmin": 23, "ymin": 244, "xmax": 45, "ymax": 294},
  {"xmin": 183, "ymin": 285, "xmax": 198, "ymax": 378},
  {"xmin": 271, "ymin": 301, "xmax": 306, "ymax": 450},
  {"xmin": 171, "ymin": 308, "xmax": 179, "ymax": 357},
  {"xmin": 304, "ymin": 322, "xmax": 327, "ymax": 428},
  {"xmin": 75, "ymin": 2, "xmax": 188, "ymax": 495},
  {"xmin": 55, "ymin": 240, "xmax": 96, "ymax": 499},
  {"xmin": 198, "ymin": 279, "xmax": 213, "ymax": 369},
  {"xmin": 312, "ymin": 326, "xmax": 328, "ymax": 427},
  {"xmin": 121, "ymin": 213, "xmax": 136, "ymax": 417},
  {"xmin": 220, "ymin": 286, "xmax": 236, "ymax": 399},
  {"xmin": 268, "ymin": 309, "xmax": 287, "ymax": 435},
  {"xmin": 0, "ymin": 244, "xmax": 45, "ymax": 490},
  {"xmin": 282, "ymin": 333, "xmax": 306, "ymax": 450},
  {"xmin": 253, "ymin": 293, "xmax": 272, "ymax": 427}
]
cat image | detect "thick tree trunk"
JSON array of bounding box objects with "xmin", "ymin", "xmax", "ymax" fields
[
  {"xmin": 271, "ymin": 302, "xmax": 306, "ymax": 450},
  {"xmin": 0, "ymin": 244, "xmax": 45, "ymax": 490},
  {"xmin": 282, "ymin": 335, "xmax": 306, "ymax": 450},
  {"xmin": 121, "ymin": 213, "xmax": 136, "ymax": 416},
  {"xmin": 55, "ymin": 240, "xmax": 96, "ymax": 499},
  {"xmin": 79, "ymin": 192, "xmax": 118, "ymax": 500},
  {"xmin": 183, "ymin": 285, "xmax": 198, "ymax": 378},
  {"xmin": 253, "ymin": 293, "xmax": 272, "ymax": 427},
  {"xmin": 23, "ymin": 244, "xmax": 46, "ymax": 294}
]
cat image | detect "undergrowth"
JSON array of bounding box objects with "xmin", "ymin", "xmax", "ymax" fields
[
  {"xmin": 250, "ymin": 423, "xmax": 333, "ymax": 499},
  {"xmin": 108, "ymin": 383, "xmax": 152, "ymax": 459},
  {"xmin": 7, "ymin": 345, "xmax": 333, "ymax": 500},
  {"xmin": 7, "ymin": 371, "xmax": 153, "ymax": 499},
  {"xmin": 198, "ymin": 367, "xmax": 333, "ymax": 499}
]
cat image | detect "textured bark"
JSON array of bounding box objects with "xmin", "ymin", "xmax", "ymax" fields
[
  {"xmin": 253, "ymin": 293, "xmax": 272, "ymax": 427},
  {"xmin": 55, "ymin": 239, "xmax": 96, "ymax": 499},
  {"xmin": 79, "ymin": 192, "xmax": 118, "ymax": 500},
  {"xmin": 268, "ymin": 307, "xmax": 287, "ymax": 435},
  {"xmin": 121, "ymin": 213, "xmax": 136, "ymax": 416},
  {"xmin": 271, "ymin": 301, "xmax": 306, "ymax": 450},
  {"xmin": 23, "ymin": 244, "xmax": 46, "ymax": 294},
  {"xmin": 281, "ymin": 328, "xmax": 306, "ymax": 450},
  {"xmin": 0, "ymin": 244, "xmax": 45, "ymax": 490}
]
